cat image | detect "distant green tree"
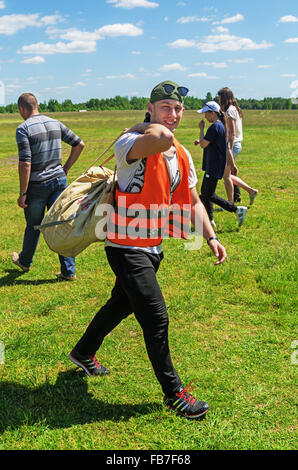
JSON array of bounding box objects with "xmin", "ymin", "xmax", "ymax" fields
[
  {"xmin": 6, "ymin": 103, "xmax": 18, "ymax": 113},
  {"xmin": 62, "ymin": 99, "xmax": 74, "ymax": 111},
  {"xmin": 47, "ymin": 99, "xmax": 60, "ymax": 112},
  {"xmin": 1, "ymin": 95, "xmax": 295, "ymax": 113},
  {"xmin": 38, "ymin": 101, "xmax": 48, "ymax": 113}
]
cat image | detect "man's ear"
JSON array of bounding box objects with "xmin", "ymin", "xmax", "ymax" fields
[
  {"xmin": 147, "ymin": 101, "xmax": 153, "ymax": 114},
  {"xmin": 18, "ymin": 106, "xmax": 26, "ymax": 118}
]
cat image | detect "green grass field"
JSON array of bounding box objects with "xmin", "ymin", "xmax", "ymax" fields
[{"xmin": 0, "ymin": 110, "xmax": 297, "ymax": 450}]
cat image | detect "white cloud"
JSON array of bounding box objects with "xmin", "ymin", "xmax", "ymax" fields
[
  {"xmin": 6, "ymin": 83, "xmax": 22, "ymax": 93},
  {"xmin": 105, "ymin": 73, "xmax": 135, "ymax": 79},
  {"xmin": 19, "ymin": 23, "xmax": 143, "ymax": 56},
  {"xmin": 279, "ymin": 15, "xmax": 298, "ymax": 23},
  {"xmin": 220, "ymin": 13, "xmax": 244, "ymax": 24},
  {"xmin": 96, "ymin": 23, "xmax": 143, "ymax": 37},
  {"xmin": 169, "ymin": 34, "xmax": 272, "ymax": 53},
  {"xmin": 257, "ymin": 64, "xmax": 273, "ymax": 68},
  {"xmin": 228, "ymin": 58, "xmax": 254, "ymax": 63},
  {"xmin": 160, "ymin": 63, "xmax": 187, "ymax": 71},
  {"xmin": 19, "ymin": 41, "xmax": 97, "ymax": 55},
  {"xmin": 46, "ymin": 23, "xmax": 143, "ymax": 42},
  {"xmin": 280, "ymin": 73, "xmax": 296, "ymax": 77},
  {"xmin": 290, "ymin": 80, "xmax": 298, "ymax": 88},
  {"xmin": 40, "ymin": 14, "xmax": 65, "ymax": 26},
  {"xmin": 197, "ymin": 61, "xmax": 227, "ymax": 68},
  {"xmin": 106, "ymin": 0, "xmax": 159, "ymax": 9},
  {"xmin": 0, "ymin": 13, "xmax": 39, "ymax": 35},
  {"xmin": 0, "ymin": 1, "xmax": 5, "ymax": 9},
  {"xmin": 75, "ymin": 82, "xmax": 86, "ymax": 86},
  {"xmin": 188, "ymin": 73, "xmax": 207, "ymax": 77},
  {"xmin": 188, "ymin": 72, "xmax": 218, "ymax": 79},
  {"xmin": 168, "ymin": 39, "xmax": 196, "ymax": 48},
  {"xmin": 0, "ymin": 13, "xmax": 64, "ymax": 35},
  {"xmin": 131, "ymin": 50, "xmax": 141, "ymax": 54},
  {"xmin": 59, "ymin": 29, "xmax": 101, "ymax": 42},
  {"xmin": 284, "ymin": 37, "xmax": 298, "ymax": 43},
  {"xmin": 212, "ymin": 26, "xmax": 229, "ymax": 33},
  {"xmin": 21, "ymin": 56, "xmax": 45, "ymax": 64},
  {"xmin": 81, "ymin": 69, "xmax": 92, "ymax": 76},
  {"xmin": 177, "ymin": 16, "xmax": 209, "ymax": 24},
  {"xmin": 55, "ymin": 86, "xmax": 72, "ymax": 94}
]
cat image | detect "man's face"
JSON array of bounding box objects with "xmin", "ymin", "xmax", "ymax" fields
[{"xmin": 147, "ymin": 99, "xmax": 184, "ymax": 132}]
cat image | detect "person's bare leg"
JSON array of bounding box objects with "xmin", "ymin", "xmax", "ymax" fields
[
  {"xmin": 231, "ymin": 175, "xmax": 257, "ymax": 195},
  {"xmin": 223, "ymin": 165, "xmax": 234, "ymax": 202},
  {"xmin": 231, "ymin": 175, "xmax": 258, "ymax": 204}
]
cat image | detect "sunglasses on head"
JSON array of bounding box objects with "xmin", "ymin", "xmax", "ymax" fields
[{"xmin": 162, "ymin": 83, "xmax": 189, "ymax": 97}]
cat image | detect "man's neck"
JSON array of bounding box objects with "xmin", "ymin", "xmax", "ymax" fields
[{"xmin": 28, "ymin": 110, "xmax": 40, "ymax": 118}]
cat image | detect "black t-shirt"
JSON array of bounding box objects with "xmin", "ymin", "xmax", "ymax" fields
[{"xmin": 202, "ymin": 120, "xmax": 227, "ymax": 179}]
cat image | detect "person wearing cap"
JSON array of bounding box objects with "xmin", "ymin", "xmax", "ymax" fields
[
  {"xmin": 68, "ymin": 81, "xmax": 227, "ymax": 420},
  {"xmin": 194, "ymin": 101, "xmax": 248, "ymax": 228}
]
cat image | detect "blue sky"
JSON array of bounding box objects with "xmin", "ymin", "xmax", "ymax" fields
[{"xmin": 0, "ymin": 0, "xmax": 297, "ymax": 105}]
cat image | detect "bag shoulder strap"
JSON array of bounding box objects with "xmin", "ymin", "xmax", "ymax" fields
[{"xmin": 84, "ymin": 131, "xmax": 124, "ymax": 173}]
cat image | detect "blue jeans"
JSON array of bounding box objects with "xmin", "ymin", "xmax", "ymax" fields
[
  {"xmin": 19, "ymin": 175, "xmax": 75, "ymax": 276},
  {"xmin": 232, "ymin": 141, "xmax": 242, "ymax": 159}
]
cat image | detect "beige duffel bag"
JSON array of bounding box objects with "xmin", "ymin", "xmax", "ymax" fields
[{"xmin": 35, "ymin": 141, "xmax": 118, "ymax": 257}]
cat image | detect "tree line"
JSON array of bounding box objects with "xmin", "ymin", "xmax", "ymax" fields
[{"xmin": 0, "ymin": 93, "xmax": 296, "ymax": 114}]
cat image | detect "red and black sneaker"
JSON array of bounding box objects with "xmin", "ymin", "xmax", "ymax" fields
[
  {"xmin": 164, "ymin": 380, "xmax": 209, "ymax": 419},
  {"xmin": 68, "ymin": 348, "xmax": 110, "ymax": 376}
]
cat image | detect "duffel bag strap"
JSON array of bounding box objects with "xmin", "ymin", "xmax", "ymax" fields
[{"xmin": 84, "ymin": 131, "xmax": 125, "ymax": 173}]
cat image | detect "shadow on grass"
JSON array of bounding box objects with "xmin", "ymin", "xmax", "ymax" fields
[
  {"xmin": 0, "ymin": 370, "xmax": 161, "ymax": 431},
  {"xmin": 0, "ymin": 269, "xmax": 58, "ymax": 287}
]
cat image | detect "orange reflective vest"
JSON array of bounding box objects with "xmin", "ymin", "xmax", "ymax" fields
[{"xmin": 107, "ymin": 138, "xmax": 191, "ymax": 247}]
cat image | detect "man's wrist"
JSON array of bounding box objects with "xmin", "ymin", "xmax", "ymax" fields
[
  {"xmin": 207, "ymin": 236, "xmax": 220, "ymax": 246},
  {"xmin": 19, "ymin": 191, "xmax": 27, "ymax": 196}
]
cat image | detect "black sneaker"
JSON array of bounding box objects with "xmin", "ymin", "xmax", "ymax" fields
[
  {"xmin": 68, "ymin": 348, "xmax": 110, "ymax": 376},
  {"xmin": 164, "ymin": 381, "xmax": 209, "ymax": 419}
]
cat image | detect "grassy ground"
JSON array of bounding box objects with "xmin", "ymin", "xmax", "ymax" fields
[{"xmin": 0, "ymin": 110, "xmax": 297, "ymax": 450}]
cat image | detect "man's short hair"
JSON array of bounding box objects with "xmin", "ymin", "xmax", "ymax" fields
[{"xmin": 17, "ymin": 93, "xmax": 38, "ymax": 112}]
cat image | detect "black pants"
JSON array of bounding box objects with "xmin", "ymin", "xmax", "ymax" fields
[
  {"xmin": 75, "ymin": 247, "xmax": 182, "ymax": 397},
  {"xmin": 200, "ymin": 173, "xmax": 237, "ymax": 221}
]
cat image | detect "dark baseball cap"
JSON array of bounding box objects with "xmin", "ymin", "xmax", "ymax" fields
[{"xmin": 150, "ymin": 80, "xmax": 189, "ymax": 104}]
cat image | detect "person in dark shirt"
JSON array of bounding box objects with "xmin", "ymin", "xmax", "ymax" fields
[
  {"xmin": 12, "ymin": 92, "xmax": 85, "ymax": 279},
  {"xmin": 194, "ymin": 101, "xmax": 247, "ymax": 228}
]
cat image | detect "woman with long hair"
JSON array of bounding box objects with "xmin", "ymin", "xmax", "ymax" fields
[{"xmin": 217, "ymin": 87, "xmax": 258, "ymax": 205}]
